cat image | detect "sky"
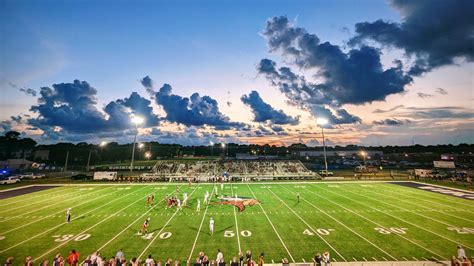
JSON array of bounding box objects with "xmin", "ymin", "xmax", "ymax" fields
[{"xmin": 0, "ymin": 0, "xmax": 473, "ymax": 146}]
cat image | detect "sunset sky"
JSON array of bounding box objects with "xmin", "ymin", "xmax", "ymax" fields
[{"xmin": 1, "ymin": 0, "xmax": 473, "ymax": 146}]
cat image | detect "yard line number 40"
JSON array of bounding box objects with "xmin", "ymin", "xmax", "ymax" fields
[{"xmin": 303, "ymin": 228, "xmax": 335, "ymax": 236}]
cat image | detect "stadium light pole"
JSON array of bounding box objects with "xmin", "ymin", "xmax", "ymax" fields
[
  {"xmin": 99, "ymin": 141, "xmax": 107, "ymax": 158},
  {"xmin": 138, "ymin": 143, "xmax": 145, "ymax": 160},
  {"xmin": 145, "ymin": 151, "xmax": 151, "ymax": 160},
  {"xmin": 221, "ymin": 143, "xmax": 226, "ymax": 158},
  {"xmin": 210, "ymin": 141, "xmax": 214, "ymax": 157},
  {"xmin": 316, "ymin": 117, "xmax": 329, "ymax": 175},
  {"xmin": 360, "ymin": 151, "xmax": 367, "ymax": 165},
  {"xmin": 130, "ymin": 115, "xmax": 144, "ymax": 172}
]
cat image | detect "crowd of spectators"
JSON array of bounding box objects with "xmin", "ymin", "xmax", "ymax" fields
[
  {"xmin": 151, "ymin": 160, "xmax": 313, "ymax": 178},
  {"xmin": 3, "ymin": 249, "xmax": 278, "ymax": 266},
  {"xmin": 13, "ymin": 246, "xmax": 473, "ymax": 266},
  {"xmin": 452, "ymin": 246, "xmax": 473, "ymax": 266}
]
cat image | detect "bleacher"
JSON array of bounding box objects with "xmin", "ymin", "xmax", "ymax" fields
[{"xmin": 149, "ymin": 160, "xmax": 319, "ymax": 181}]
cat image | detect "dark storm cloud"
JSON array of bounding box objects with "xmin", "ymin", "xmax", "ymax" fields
[
  {"xmin": 257, "ymin": 59, "xmax": 361, "ymax": 125},
  {"xmin": 140, "ymin": 75, "xmax": 156, "ymax": 98},
  {"xmin": 105, "ymin": 92, "xmax": 160, "ymax": 128},
  {"xmin": 350, "ymin": 0, "xmax": 474, "ymax": 76},
  {"xmin": 155, "ymin": 83, "xmax": 244, "ymax": 129},
  {"xmin": 310, "ymin": 105, "xmax": 361, "ymax": 125},
  {"xmin": 240, "ymin": 90, "xmax": 299, "ymax": 125},
  {"xmin": 9, "ymin": 82, "xmax": 37, "ymax": 97},
  {"xmin": 29, "ymin": 80, "xmax": 107, "ymax": 133},
  {"xmin": 373, "ymin": 118, "xmax": 410, "ymax": 126},
  {"xmin": 261, "ymin": 16, "xmax": 412, "ymax": 106},
  {"xmin": 271, "ymin": 125, "xmax": 284, "ymax": 132},
  {"xmin": 0, "ymin": 120, "xmax": 12, "ymax": 133},
  {"xmin": 436, "ymin": 88, "xmax": 448, "ymax": 95},
  {"xmin": 10, "ymin": 116, "xmax": 22, "ymax": 123},
  {"xmin": 417, "ymin": 92, "xmax": 433, "ymax": 99},
  {"xmin": 28, "ymin": 80, "xmax": 160, "ymax": 134}
]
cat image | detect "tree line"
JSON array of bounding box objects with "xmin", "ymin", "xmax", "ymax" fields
[{"xmin": 0, "ymin": 131, "xmax": 472, "ymax": 167}]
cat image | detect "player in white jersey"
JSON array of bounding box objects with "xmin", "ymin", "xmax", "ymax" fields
[
  {"xmin": 204, "ymin": 191, "xmax": 209, "ymax": 204},
  {"xmin": 183, "ymin": 193, "xmax": 188, "ymax": 207},
  {"xmin": 196, "ymin": 199, "xmax": 201, "ymax": 212},
  {"xmin": 209, "ymin": 217, "xmax": 214, "ymax": 236},
  {"xmin": 214, "ymin": 186, "xmax": 218, "ymax": 196},
  {"xmin": 177, "ymin": 198, "xmax": 181, "ymax": 210},
  {"xmin": 66, "ymin": 208, "xmax": 71, "ymax": 223}
]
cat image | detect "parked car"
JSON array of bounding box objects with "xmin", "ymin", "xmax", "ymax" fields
[
  {"xmin": 318, "ymin": 170, "xmax": 334, "ymax": 176},
  {"xmin": 21, "ymin": 172, "xmax": 35, "ymax": 179},
  {"xmin": 31, "ymin": 173, "xmax": 46, "ymax": 179},
  {"xmin": 71, "ymin": 174, "xmax": 93, "ymax": 180},
  {"xmin": 0, "ymin": 176, "xmax": 21, "ymax": 185}
]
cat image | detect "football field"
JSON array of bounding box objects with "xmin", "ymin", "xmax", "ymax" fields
[{"xmin": 0, "ymin": 182, "xmax": 473, "ymax": 263}]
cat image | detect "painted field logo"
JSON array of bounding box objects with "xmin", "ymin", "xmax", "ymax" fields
[{"xmin": 213, "ymin": 195, "xmax": 260, "ymax": 212}]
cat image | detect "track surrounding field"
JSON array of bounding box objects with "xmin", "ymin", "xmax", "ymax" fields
[{"xmin": 0, "ymin": 182, "xmax": 473, "ymax": 263}]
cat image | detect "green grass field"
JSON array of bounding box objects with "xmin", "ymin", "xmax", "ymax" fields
[{"xmin": 0, "ymin": 182, "xmax": 473, "ymax": 264}]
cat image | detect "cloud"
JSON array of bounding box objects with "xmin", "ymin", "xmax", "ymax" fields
[
  {"xmin": 417, "ymin": 92, "xmax": 433, "ymax": 99},
  {"xmin": 10, "ymin": 115, "xmax": 22, "ymax": 123},
  {"xmin": 373, "ymin": 106, "xmax": 474, "ymax": 120},
  {"xmin": 350, "ymin": 0, "xmax": 474, "ymax": 76},
  {"xmin": 261, "ymin": 16, "xmax": 413, "ymax": 106},
  {"xmin": 271, "ymin": 125, "xmax": 285, "ymax": 132},
  {"xmin": 373, "ymin": 118, "xmax": 411, "ymax": 126},
  {"xmin": 402, "ymin": 107, "xmax": 474, "ymax": 119},
  {"xmin": 28, "ymin": 80, "xmax": 159, "ymax": 135},
  {"xmin": 9, "ymin": 82, "xmax": 37, "ymax": 97},
  {"xmin": 0, "ymin": 120, "xmax": 12, "ymax": 133},
  {"xmin": 140, "ymin": 76, "xmax": 156, "ymax": 98},
  {"xmin": 257, "ymin": 58, "xmax": 361, "ymax": 125},
  {"xmin": 373, "ymin": 105, "xmax": 405, "ymax": 114},
  {"xmin": 240, "ymin": 90, "xmax": 299, "ymax": 125},
  {"xmin": 155, "ymin": 83, "xmax": 244, "ymax": 129},
  {"xmin": 436, "ymin": 88, "xmax": 448, "ymax": 95},
  {"xmin": 104, "ymin": 91, "xmax": 160, "ymax": 128}
]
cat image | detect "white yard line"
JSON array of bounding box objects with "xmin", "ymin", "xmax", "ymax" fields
[
  {"xmin": 266, "ymin": 187, "xmax": 346, "ymax": 262},
  {"xmin": 380, "ymin": 184, "xmax": 474, "ymax": 209},
  {"xmin": 0, "ymin": 187, "xmax": 76, "ymax": 207},
  {"xmin": 33, "ymin": 185, "xmax": 152, "ymax": 262},
  {"xmin": 138, "ymin": 185, "xmax": 200, "ymax": 260},
  {"xmin": 336, "ymin": 186, "xmax": 474, "ymax": 250},
  {"xmin": 304, "ymin": 185, "xmax": 446, "ymax": 261},
  {"xmin": 247, "ymin": 184, "xmax": 295, "ymax": 263},
  {"xmin": 279, "ymin": 185, "xmax": 397, "ymax": 261},
  {"xmin": 0, "ymin": 187, "xmax": 109, "ymax": 222},
  {"xmin": 0, "ymin": 186, "xmax": 115, "ymax": 235},
  {"xmin": 230, "ymin": 183, "xmax": 242, "ymax": 253},
  {"xmin": 187, "ymin": 184, "xmax": 216, "ymax": 262},
  {"xmin": 361, "ymin": 186, "xmax": 474, "ymax": 223},
  {"xmin": 96, "ymin": 185, "xmax": 184, "ymax": 254},
  {"xmin": 412, "ymin": 181, "xmax": 474, "ymax": 193},
  {"xmin": 0, "ymin": 187, "xmax": 89, "ymax": 214},
  {"xmin": 0, "ymin": 186, "xmax": 150, "ymax": 254},
  {"xmin": 14, "ymin": 180, "xmax": 414, "ymax": 187}
]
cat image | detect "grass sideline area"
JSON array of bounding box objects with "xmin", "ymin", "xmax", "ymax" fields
[{"xmin": 0, "ymin": 182, "xmax": 472, "ymax": 263}]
